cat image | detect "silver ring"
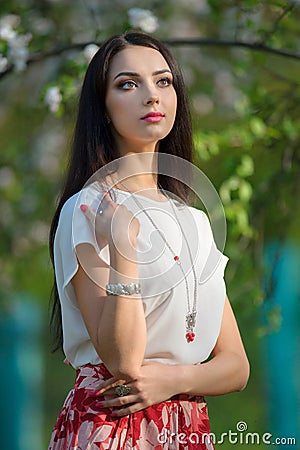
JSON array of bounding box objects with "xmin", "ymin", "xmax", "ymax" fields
[
  {"xmin": 99, "ymin": 209, "xmax": 103, "ymax": 214},
  {"xmin": 115, "ymin": 384, "xmax": 131, "ymax": 397}
]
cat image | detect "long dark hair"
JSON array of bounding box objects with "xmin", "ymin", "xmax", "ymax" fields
[{"xmin": 49, "ymin": 31, "xmax": 194, "ymax": 352}]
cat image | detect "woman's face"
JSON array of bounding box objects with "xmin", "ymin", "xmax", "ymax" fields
[{"xmin": 105, "ymin": 45, "xmax": 177, "ymax": 151}]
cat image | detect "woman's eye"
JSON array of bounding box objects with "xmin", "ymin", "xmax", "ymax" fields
[
  {"xmin": 118, "ymin": 80, "xmax": 137, "ymax": 89},
  {"xmin": 157, "ymin": 78, "xmax": 172, "ymax": 87}
]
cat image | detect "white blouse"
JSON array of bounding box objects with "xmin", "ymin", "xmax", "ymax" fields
[{"xmin": 54, "ymin": 182, "xmax": 228, "ymax": 369}]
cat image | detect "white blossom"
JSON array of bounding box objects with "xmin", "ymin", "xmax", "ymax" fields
[
  {"xmin": 8, "ymin": 34, "xmax": 32, "ymax": 72},
  {"xmin": 0, "ymin": 14, "xmax": 20, "ymax": 28},
  {"xmin": 0, "ymin": 15, "xmax": 32, "ymax": 72},
  {"xmin": 0, "ymin": 54, "xmax": 8, "ymax": 73},
  {"xmin": 0, "ymin": 24, "xmax": 17, "ymax": 41},
  {"xmin": 45, "ymin": 86, "xmax": 62, "ymax": 113},
  {"xmin": 83, "ymin": 44, "xmax": 99, "ymax": 62},
  {"xmin": 128, "ymin": 8, "xmax": 159, "ymax": 33},
  {"xmin": 0, "ymin": 14, "xmax": 20, "ymax": 40}
]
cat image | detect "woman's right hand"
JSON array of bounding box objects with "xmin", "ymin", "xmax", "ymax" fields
[{"xmin": 80, "ymin": 191, "xmax": 140, "ymax": 247}]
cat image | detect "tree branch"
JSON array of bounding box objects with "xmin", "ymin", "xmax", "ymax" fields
[
  {"xmin": 163, "ymin": 37, "xmax": 300, "ymax": 60},
  {"xmin": 1, "ymin": 37, "xmax": 299, "ymax": 81},
  {"xmin": 258, "ymin": 3, "xmax": 295, "ymax": 44}
]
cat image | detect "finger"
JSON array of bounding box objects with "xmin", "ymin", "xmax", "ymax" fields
[
  {"xmin": 96, "ymin": 393, "xmax": 137, "ymax": 409},
  {"xmin": 80, "ymin": 203, "xmax": 97, "ymax": 222},
  {"xmin": 96, "ymin": 196, "xmax": 110, "ymax": 216},
  {"xmin": 80, "ymin": 190, "xmax": 112, "ymax": 219},
  {"xmin": 80, "ymin": 199, "xmax": 107, "ymax": 223},
  {"xmin": 96, "ymin": 381, "xmax": 134, "ymax": 397},
  {"xmin": 103, "ymin": 394, "xmax": 115, "ymax": 401},
  {"xmin": 98, "ymin": 192, "xmax": 120, "ymax": 217},
  {"xmin": 95, "ymin": 378, "xmax": 126, "ymax": 396},
  {"xmin": 94, "ymin": 377, "xmax": 119, "ymax": 394},
  {"xmin": 96, "ymin": 387, "xmax": 117, "ymax": 396}
]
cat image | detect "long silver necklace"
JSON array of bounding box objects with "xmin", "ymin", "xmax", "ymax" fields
[{"xmin": 115, "ymin": 180, "xmax": 198, "ymax": 343}]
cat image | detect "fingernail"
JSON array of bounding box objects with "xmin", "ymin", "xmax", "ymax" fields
[
  {"xmin": 80, "ymin": 204, "xmax": 88, "ymax": 212},
  {"xmin": 97, "ymin": 402, "xmax": 104, "ymax": 407}
]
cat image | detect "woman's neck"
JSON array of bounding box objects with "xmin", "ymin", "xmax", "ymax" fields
[{"xmin": 107, "ymin": 151, "xmax": 159, "ymax": 193}]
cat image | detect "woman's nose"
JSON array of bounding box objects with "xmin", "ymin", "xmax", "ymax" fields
[{"xmin": 144, "ymin": 95, "xmax": 160, "ymax": 106}]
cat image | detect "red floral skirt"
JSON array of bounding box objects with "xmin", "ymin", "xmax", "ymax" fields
[{"xmin": 48, "ymin": 363, "xmax": 214, "ymax": 449}]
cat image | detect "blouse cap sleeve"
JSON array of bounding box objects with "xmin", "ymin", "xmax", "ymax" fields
[{"xmin": 54, "ymin": 187, "xmax": 110, "ymax": 305}]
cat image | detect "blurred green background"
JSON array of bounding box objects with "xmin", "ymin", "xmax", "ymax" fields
[{"xmin": 0, "ymin": 1, "xmax": 299, "ymax": 448}]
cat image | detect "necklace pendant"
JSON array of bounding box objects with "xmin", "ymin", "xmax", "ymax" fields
[
  {"xmin": 185, "ymin": 312, "xmax": 197, "ymax": 343},
  {"xmin": 186, "ymin": 312, "xmax": 196, "ymax": 328},
  {"xmin": 186, "ymin": 332, "xmax": 195, "ymax": 343}
]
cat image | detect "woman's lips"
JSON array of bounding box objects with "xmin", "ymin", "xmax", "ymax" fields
[
  {"xmin": 142, "ymin": 116, "xmax": 164, "ymax": 123},
  {"xmin": 141, "ymin": 112, "xmax": 165, "ymax": 123}
]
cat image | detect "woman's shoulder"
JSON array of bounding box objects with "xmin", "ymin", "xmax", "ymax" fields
[
  {"xmin": 187, "ymin": 205, "xmax": 210, "ymax": 227},
  {"xmin": 59, "ymin": 182, "xmax": 101, "ymax": 224},
  {"xmin": 60, "ymin": 191, "xmax": 81, "ymax": 216},
  {"xmin": 186, "ymin": 205, "xmax": 219, "ymax": 245}
]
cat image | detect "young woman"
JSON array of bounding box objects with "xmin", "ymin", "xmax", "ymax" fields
[{"xmin": 48, "ymin": 31, "xmax": 250, "ymax": 449}]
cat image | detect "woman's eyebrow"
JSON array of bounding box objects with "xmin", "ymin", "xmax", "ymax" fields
[{"xmin": 113, "ymin": 69, "xmax": 172, "ymax": 81}]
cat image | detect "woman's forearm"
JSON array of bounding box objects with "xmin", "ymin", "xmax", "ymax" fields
[
  {"xmin": 97, "ymin": 237, "xmax": 146, "ymax": 380},
  {"xmin": 175, "ymin": 351, "xmax": 250, "ymax": 396}
]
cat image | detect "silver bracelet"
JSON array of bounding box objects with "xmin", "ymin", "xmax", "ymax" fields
[{"xmin": 105, "ymin": 282, "xmax": 141, "ymax": 296}]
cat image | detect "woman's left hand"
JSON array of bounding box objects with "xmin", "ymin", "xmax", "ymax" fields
[{"xmin": 94, "ymin": 361, "xmax": 181, "ymax": 417}]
